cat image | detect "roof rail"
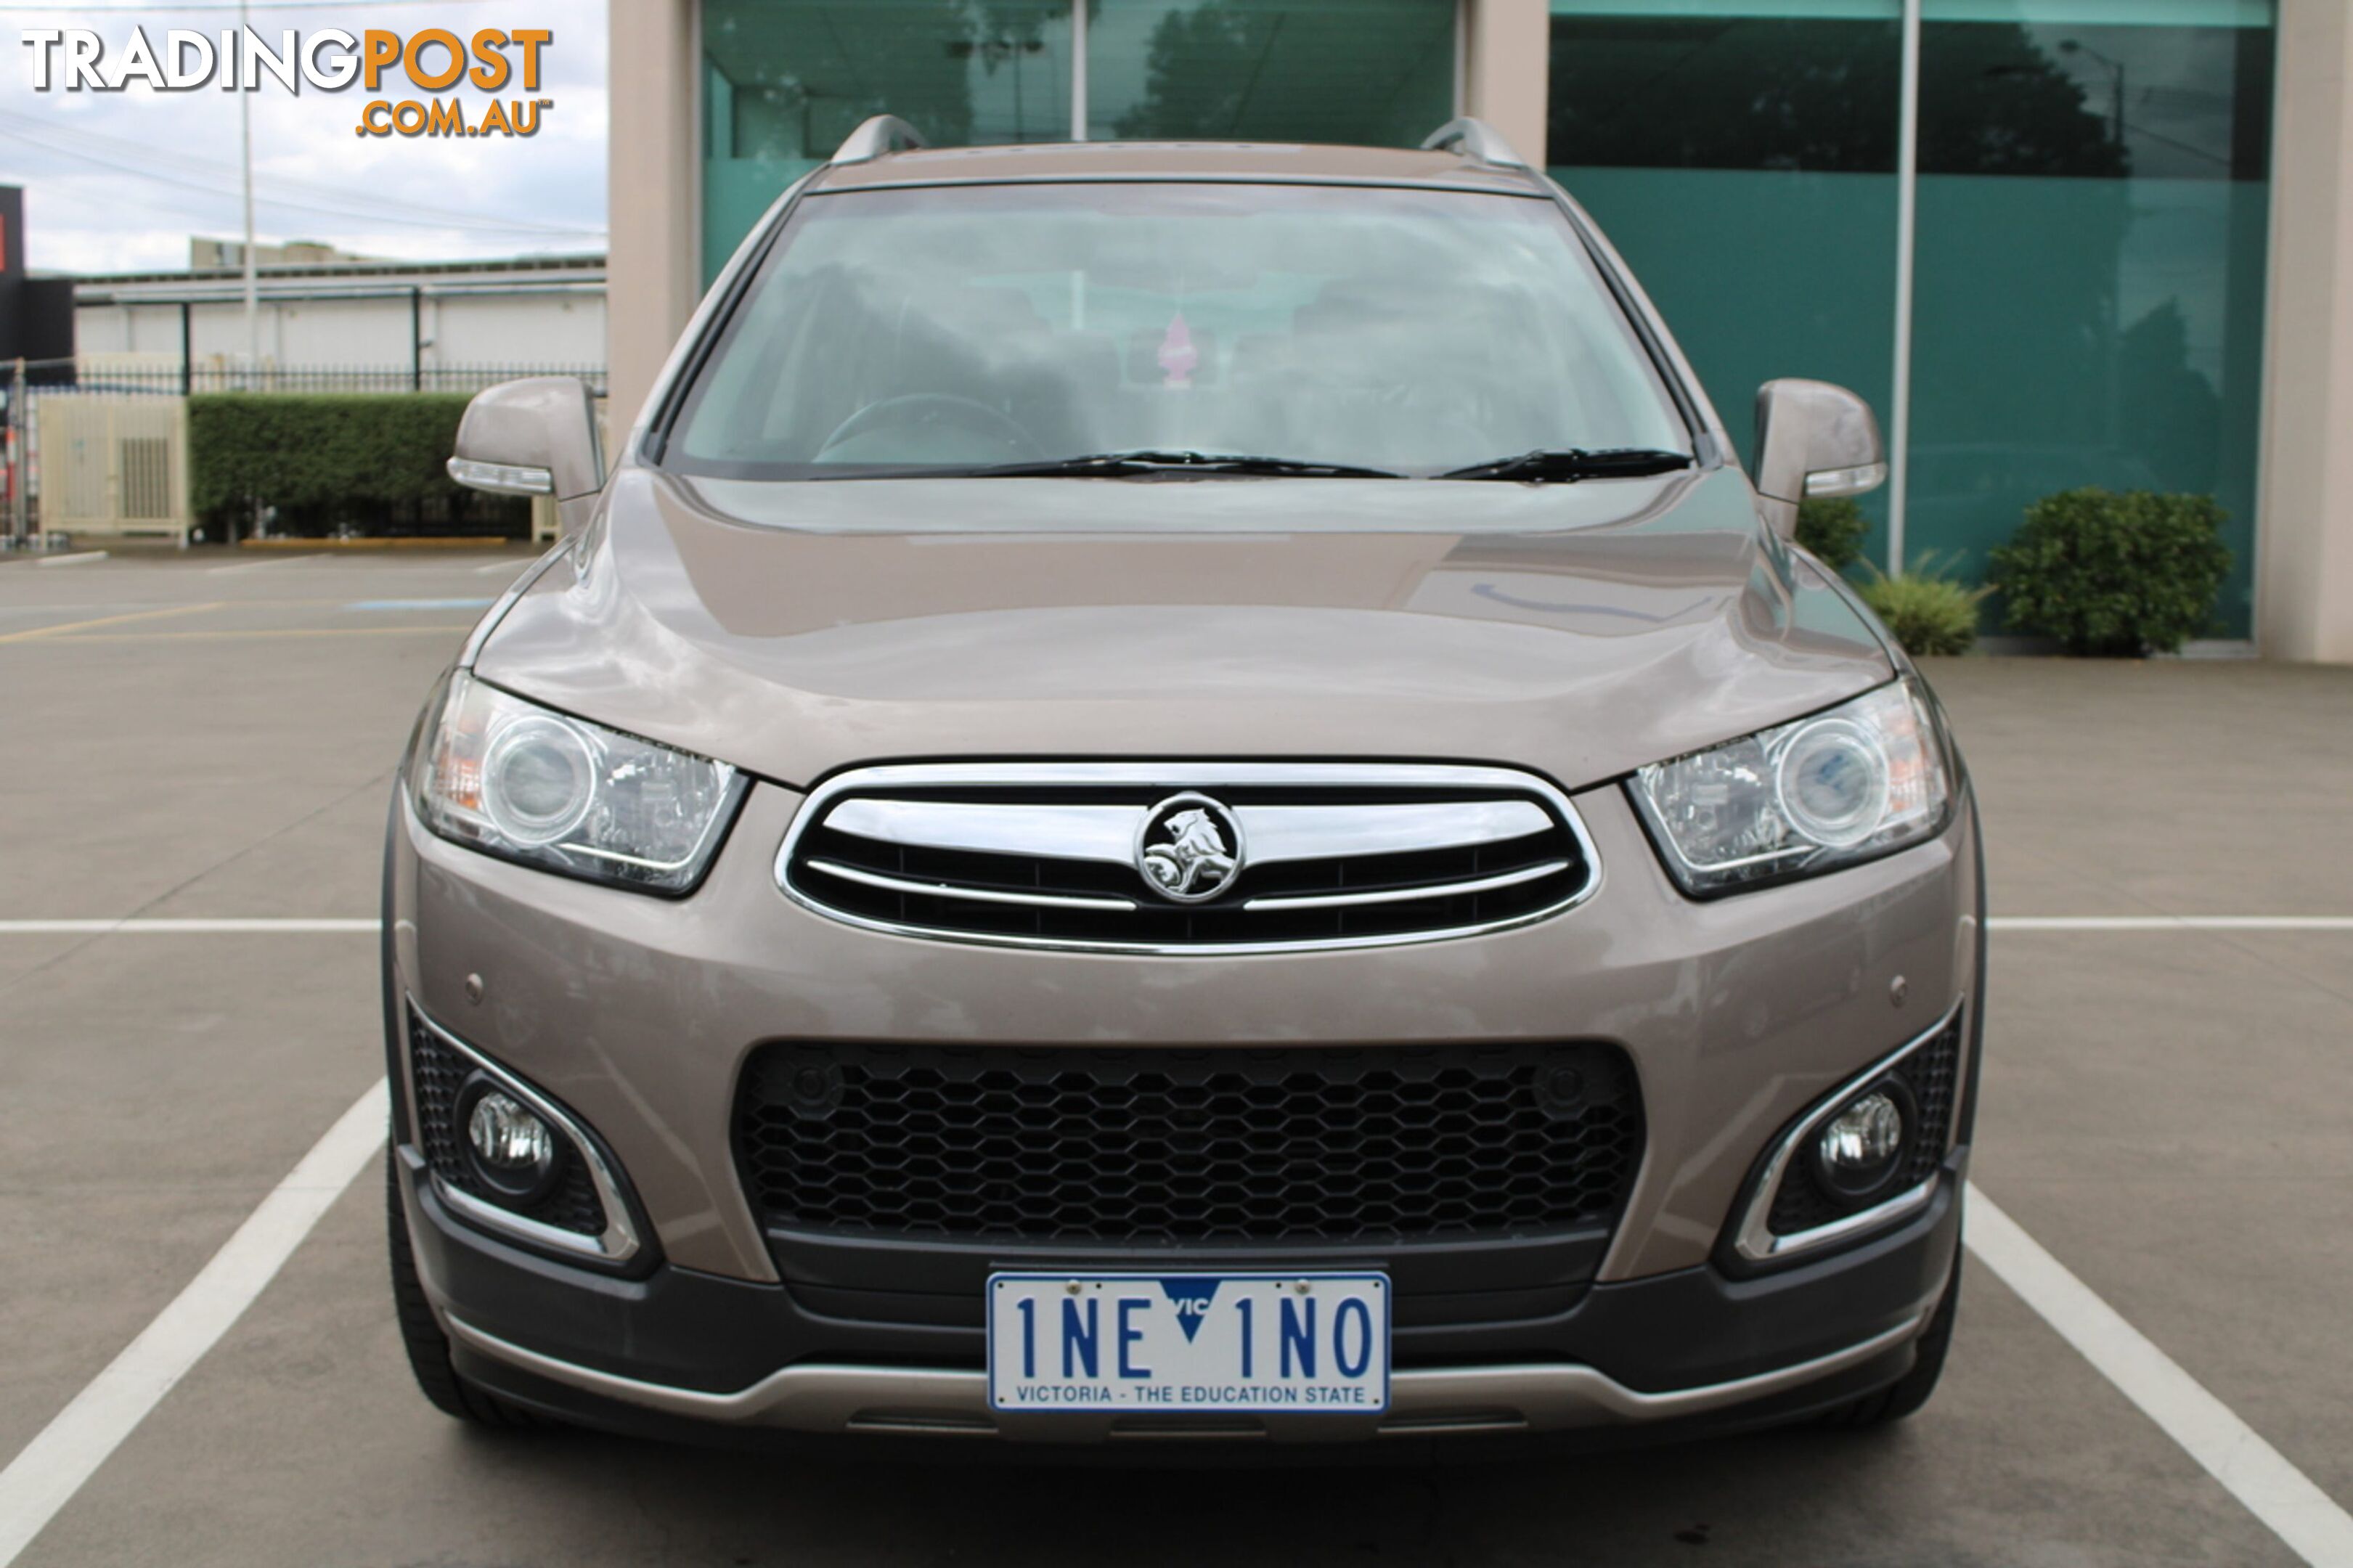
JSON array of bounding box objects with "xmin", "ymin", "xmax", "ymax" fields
[
  {"xmin": 1419, "ymin": 117, "xmax": 1528, "ymax": 169},
  {"xmin": 831, "ymin": 115, "xmax": 928, "ymax": 166}
]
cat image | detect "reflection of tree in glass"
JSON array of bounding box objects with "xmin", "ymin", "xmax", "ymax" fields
[
  {"xmin": 1938, "ymin": 25, "xmax": 2126, "ymax": 179},
  {"xmin": 1547, "ymin": 19, "xmax": 1903, "ymax": 173},
  {"xmin": 714, "ymin": 1, "xmax": 1015, "ymax": 158},
  {"xmin": 1545, "ymin": 19, "xmax": 2124, "ymax": 179},
  {"xmin": 1115, "ymin": 4, "xmax": 1280, "ymax": 141},
  {"xmin": 2119, "ymin": 300, "xmax": 2219, "ymax": 494},
  {"xmin": 1112, "ymin": 2, "xmax": 1448, "ymax": 146}
]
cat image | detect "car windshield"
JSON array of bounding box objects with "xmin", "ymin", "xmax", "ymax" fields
[{"xmin": 662, "ymin": 181, "xmax": 1692, "ymax": 479}]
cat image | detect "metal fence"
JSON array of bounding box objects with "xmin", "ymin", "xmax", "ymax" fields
[
  {"xmin": 3, "ymin": 360, "xmax": 605, "ymax": 543},
  {"xmin": 63, "ymin": 361, "xmax": 608, "ymax": 397}
]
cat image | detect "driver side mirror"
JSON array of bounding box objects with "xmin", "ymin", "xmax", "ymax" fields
[
  {"xmin": 1752, "ymin": 378, "xmax": 1886, "ymax": 540},
  {"xmin": 447, "ymin": 377, "xmax": 605, "ymax": 538}
]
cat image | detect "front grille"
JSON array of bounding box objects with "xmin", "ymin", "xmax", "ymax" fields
[
  {"xmin": 778, "ymin": 765, "xmax": 1596, "ymax": 952},
  {"xmin": 407, "ymin": 1014, "xmax": 606, "ymax": 1238},
  {"xmin": 1766, "ymin": 1007, "xmax": 1964, "ymax": 1237},
  {"xmin": 734, "ymin": 1040, "xmax": 1644, "ymax": 1246}
]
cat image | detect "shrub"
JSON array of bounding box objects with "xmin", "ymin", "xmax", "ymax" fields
[
  {"xmin": 1795, "ymin": 494, "xmax": 1869, "ymax": 573},
  {"xmin": 1989, "ymin": 488, "xmax": 2231, "ymax": 656},
  {"xmin": 1857, "ymin": 555, "xmax": 1992, "ymax": 658},
  {"xmin": 188, "ymin": 393, "xmax": 529, "ymax": 539}
]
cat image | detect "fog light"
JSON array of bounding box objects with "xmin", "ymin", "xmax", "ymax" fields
[
  {"xmin": 468, "ymin": 1091, "xmax": 552, "ymax": 1171},
  {"xmin": 457, "ymin": 1078, "xmax": 561, "ymax": 1204},
  {"xmin": 1811, "ymin": 1086, "xmax": 1909, "ymax": 1200}
]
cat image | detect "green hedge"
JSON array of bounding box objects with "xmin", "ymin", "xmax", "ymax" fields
[
  {"xmin": 1795, "ymin": 495, "xmax": 1870, "ymax": 573},
  {"xmin": 1990, "ymin": 488, "xmax": 2231, "ymax": 656},
  {"xmin": 188, "ymin": 393, "xmax": 526, "ymax": 539},
  {"xmin": 1857, "ymin": 555, "xmax": 1993, "ymax": 658}
]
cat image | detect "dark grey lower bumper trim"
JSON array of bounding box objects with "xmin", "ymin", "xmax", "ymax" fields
[{"xmin": 442, "ymin": 1306, "xmax": 1930, "ymax": 1442}]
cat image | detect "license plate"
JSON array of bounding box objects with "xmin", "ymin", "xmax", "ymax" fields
[{"xmin": 987, "ymin": 1273, "xmax": 1390, "ymax": 1414}]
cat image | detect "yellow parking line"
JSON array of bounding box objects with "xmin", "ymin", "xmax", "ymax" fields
[
  {"xmin": 46, "ymin": 626, "xmax": 471, "ymax": 643},
  {"xmin": 0, "ymin": 603, "xmax": 224, "ymax": 644}
]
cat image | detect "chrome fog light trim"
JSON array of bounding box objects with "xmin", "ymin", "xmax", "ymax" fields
[
  {"xmin": 1731, "ymin": 998, "xmax": 1965, "ymax": 1266},
  {"xmin": 405, "ymin": 1002, "xmax": 643, "ymax": 1266}
]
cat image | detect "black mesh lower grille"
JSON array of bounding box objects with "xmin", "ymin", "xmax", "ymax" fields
[
  {"xmin": 407, "ymin": 1014, "xmax": 606, "ymax": 1238},
  {"xmin": 1766, "ymin": 1008, "xmax": 1965, "ymax": 1237},
  {"xmin": 734, "ymin": 1041, "xmax": 1644, "ymax": 1246}
]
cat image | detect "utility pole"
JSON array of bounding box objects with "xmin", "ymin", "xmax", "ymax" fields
[
  {"xmin": 7, "ymin": 358, "xmax": 24, "ymax": 547},
  {"xmin": 236, "ymin": 0, "xmax": 257, "ymax": 543},
  {"xmin": 238, "ymin": 0, "xmax": 258, "ymax": 392}
]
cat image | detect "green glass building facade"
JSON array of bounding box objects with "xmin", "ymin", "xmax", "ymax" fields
[
  {"xmin": 690, "ymin": 0, "xmax": 2277, "ymax": 639},
  {"xmin": 1549, "ymin": 0, "xmax": 2274, "ymax": 635},
  {"xmin": 701, "ymin": 1, "xmax": 1461, "ymax": 287}
]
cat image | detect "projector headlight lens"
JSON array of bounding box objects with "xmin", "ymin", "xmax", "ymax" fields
[
  {"xmin": 1629, "ymin": 679, "xmax": 1953, "ymax": 895},
  {"xmin": 415, "ymin": 671, "xmax": 744, "ymax": 893}
]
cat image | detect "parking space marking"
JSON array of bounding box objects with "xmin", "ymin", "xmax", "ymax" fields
[
  {"xmin": 0, "ymin": 603, "xmax": 222, "ymax": 644},
  {"xmin": 31, "ymin": 552, "xmax": 107, "ymax": 568},
  {"xmin": 0, "ymin": 1081, "xmax": 388, "ymax": 1568},
  {"xmin": 343, "ymin": 597, "xmax": 496, "ymax": 612},
  {"xmin": 206, "ymin": 554, "xmax": 327, "ymax": 573},
  {"xmin": 1991, "ymin": 916, "xmax": 2353, "ymax": 932},
  {"xmin": 1965, "ymin": 1185, "xmax": 2353, "ymax": 1567},
  {"xmin": 0, "ymin": 919, "xmax": 378, "ymax": 934},
  {"xmin": 44, "ymin": 626, "xmax": 469, "ymax": 644}
]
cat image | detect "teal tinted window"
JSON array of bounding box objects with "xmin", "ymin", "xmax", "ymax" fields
[
  {"xmin": 1549, "ymin": 13, "xmax": 1901, "ymax": 172},
  {"xmin": 1086, "ymin": 0, "xmax": 1456, "ymax": 144},
  {"xmin": 702, "ymin": 1, "xmax": 1073, "ymax": 283},
  {"xmin": 1549, "ymin": 0, "xmax": 2273, "ymax": 638},
  {"xmin": 1546, "ymin": 4, "xmax": 1901, "ymax": 558},
  {"xmin": 1912, "ymin": 9, "xmax": 2272, "ymax": 633}
]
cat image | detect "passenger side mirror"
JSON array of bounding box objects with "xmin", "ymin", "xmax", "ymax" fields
[
  {"xmin": 447, "ymin": 377, "xmax": 605, "ymax": 538},
  {"xmin": 1752, "ymin": 378, "xmax": 1886, "ymax": 540}
]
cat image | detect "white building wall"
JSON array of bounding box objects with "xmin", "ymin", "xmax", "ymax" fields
[
  {"xmin": 428, "ymin": 293, "xmax": 606, "ymax": 365},
  {"xmin": 75, "ymin": 287, "xmax": 604, "ymax": 372}
]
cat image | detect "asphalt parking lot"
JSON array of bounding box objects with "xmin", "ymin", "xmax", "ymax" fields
[{"xmin": 3, "ymin": 548, "xmax": 2351, "ymax": 1566}]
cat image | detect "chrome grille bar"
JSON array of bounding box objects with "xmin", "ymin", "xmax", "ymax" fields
[
  {"xmin": 777, "ymin": 762, "xmax": 1602, "ymax": 955},
  {"xmin": 822, "ymin": 796, "xmax": 1554, "ymax": 867},
  {"xmin": 804, "ymin": 859, "xmax": 1138, "ymax": 912},
  {"xmin": 1244, "ymin": 859, "xmax": 1571, "ymax": 912}
]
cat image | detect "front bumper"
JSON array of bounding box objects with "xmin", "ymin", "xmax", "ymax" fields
[
  {"xmin": 388, "ymin": 759, "xmax": 1981, "ymax": 1447},
  {"xmin": 397, "ymin": 1144, "xmax": 1962, "ymax": 1445}
]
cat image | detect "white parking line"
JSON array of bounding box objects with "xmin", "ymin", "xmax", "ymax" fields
[
  {"xmin": 1965, "ymin": 1185, "xmax": 2353, "ymax": 1567},
  {"xmin": 1991, "ymin": 916, "xmax": 2353, "ymax": 932},
  {"xmin": 32, "ymin": 552, "xmax": 107, "ymax": 568},
  {"xmin": 207, "ymin": 554, "xmax": 327, "ymax": 573},
  {"xmin": 0, "ymin": 919, "xmax": 379, "ymax": 935},
  {"xmin": 0, "ymin": 1081, "xmax": 388, "ymax": 1568}
]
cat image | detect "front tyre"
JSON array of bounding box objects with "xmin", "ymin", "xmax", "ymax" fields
[
  {"xmin": 1819, "ymin": 1249, "xmax": 1960, "ymax": 1429},
  {"xmin": 386, "ymin": 1153, "xmax": 544, "ymax": 1429}
]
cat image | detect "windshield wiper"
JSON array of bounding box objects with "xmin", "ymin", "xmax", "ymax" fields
[
  {"xmin": 958, "ymin": 449, "xmax": 1405, "ymax": 479},
  {"xmin": 1438, "ymin": 448, "xmax": 1695, "ymax": 483}
]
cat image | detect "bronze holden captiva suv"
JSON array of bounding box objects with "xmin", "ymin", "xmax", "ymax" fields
[{"xmin": 388, "ymin": 115, "xmax": 1981, "ymax": 1448}]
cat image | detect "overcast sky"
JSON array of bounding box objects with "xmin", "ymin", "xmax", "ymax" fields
[{"xmin": 1, "ymin": 1, "xmax": 608, "ymax": 274}]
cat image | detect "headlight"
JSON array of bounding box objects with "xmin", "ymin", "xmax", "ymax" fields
[
  {"xmin": 414, "ymin": 671, "xmax": 745, "ymax": 894},
  {"xmin": 1628, "ymin": 679, "xmax": 1952, "ymax": 896}
]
